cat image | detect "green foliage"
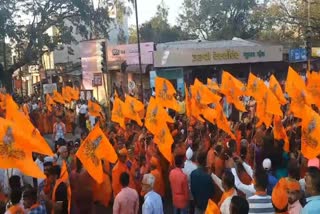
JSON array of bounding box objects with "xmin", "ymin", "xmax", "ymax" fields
[
  {"xmin": 136, "ymin": 1, "xmax": 196, "ymax": 43},
  {"xmin": 179, "ymin": 0, "xmax": 260, "ymax": 40}
]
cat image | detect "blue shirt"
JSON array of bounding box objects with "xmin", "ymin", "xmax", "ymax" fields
[
  {"xmin": 301, "ymin": 195, "xmax": 320, "ymax": 214},
  {"xmin": 190, "ymin": 167, "xmax": 215, "ymax": 211},
  {"xmin": 142, "ymin": 191, "xmax": 163, "ymax": 214},
  {"xmin": 266, "ymin": 173, "xmax": 278, "ymax": 195}
]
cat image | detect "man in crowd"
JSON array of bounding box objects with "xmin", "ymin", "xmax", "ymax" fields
[
  {"xmin": 287, "ymin": 179, "xmax": 302, "ymax": 214},
  {"xmin": 113, "ymin": 172, "xmax": 139, "ymax": 214},
  {"xmin": 229, "ymin": 196, "xmax": 249, "ymax": 214},
  {"xmin": 247, "ymin": 169, "xmax": 274, "ymax": 214},
  {"xmin": 141, "ymin": 173, "xmax": 163, "ymax": 214},
  {"xmin": 169, "ymin": 155, "xmax": 189, "ymax": 214},
  {"xmin": 23, "ymin": 188, "xmax": 46, "ymax": 214},
  {"xmin": 190, "ymin": 152, "xmax": 215, "ymax": 214},
  {"xmin": 302, "ymin": 167, "xmax": 320, "ymax": 213}
]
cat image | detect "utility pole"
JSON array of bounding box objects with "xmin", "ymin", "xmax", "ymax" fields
[
  {"xmin": 306, "ymin": 0, "xmax": 312, "ymax": 71},
  {"xmin": 134, "ymin": 0, "xmax": 144, "ymax": 102}
]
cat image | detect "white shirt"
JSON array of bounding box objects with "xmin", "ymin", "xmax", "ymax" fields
[
  {"xmin": 142, "ymin": 191, "xmax": 163, "ymax": 214},
  {"xmin": 79, "ymin": 104, "xmax": 87, "ymax": 114},
  {"xmin": 231, "ymin": 168, "xmax": 255, "ymax": 198},
  {"xmin": 182, "ymin": 160, "xmax": 197, "ymax": 200}
]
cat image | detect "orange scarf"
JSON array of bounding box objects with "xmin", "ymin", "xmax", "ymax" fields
[{"xmin": 218, "ymin": 188, "xmax": 236, "ymax": 207}]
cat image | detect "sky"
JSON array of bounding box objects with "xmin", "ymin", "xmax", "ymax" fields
[{"xmin": 128, "ymin": 0, "xmax": 184, "ymax": 26}]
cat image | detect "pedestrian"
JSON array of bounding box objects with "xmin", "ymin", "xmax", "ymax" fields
[
  {"xmin": 301, "ymin": 167, "xmax": 320, "ymax": 214},
  {"xmin": 5, "ymin": 189, "xmax": 24, "ymax": 214},
  {"xmin": 141, "ymin": 173, "xmax": 163, "ymax": 214},
  {"xmin": 247, "ymin": 169, "xmax": 274, "ymax": 214},
  {"xmin": 190, "ymin": 152, "xmax": 215, "ymax": 214},
  {"xmin": 169, "ymin": 155, "xmax": 189, "ymax": 214},
  {"xmin": 229, "ymin": 196, "xmax": 249, "ymax": 214},
  {"xmin": 23, "ymin": 188, "xmax": 46, "ymax": 214},
  {"xmin": 287, "ymin": 180, "xmax": 302, "ymax": 214},
  {"xmin": 113, "ymin": 172, "xmax": 139, "ymax": 214},
  {"xmin": 150, "ymin": 156, "xmax": 165, "ymax": 198},
  {"xmin": 262, "ymin": 158, "xmax": 278, "ymax": 195}
]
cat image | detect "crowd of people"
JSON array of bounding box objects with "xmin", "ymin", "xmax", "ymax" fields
[{"xmin": 1, "ymin": 71, "xmax": 320, "ymax": 214}]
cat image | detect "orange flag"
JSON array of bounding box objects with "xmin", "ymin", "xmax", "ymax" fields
[
  {"xmin": 5, "ymin": 95, "xmax": 53, "ymax": 156},
  {"xmin": 192, "ymin": 79, "xmax": 221, "ymax": 105},
  {"xmin": 246, "ymin": 73, "xmax": 266, "ymax": 101},
  {"xmin": 145, "ymin": 97, "xmax": 173, "ymax": 135},
  {"xmin": 306, "ymin": 72, "xmax": 320, "ymax": 107},
  {"xmin": 269, "ymin": 75, "xmax": 287, "ymax": 105},
  {"xmin": 111, "ymin": 97, "xmax": 126, "ymax": 129},
  {"xmin": 205, "ymin": 199, "xmax": 220, "ymax": 214},
  {"xmin": 0, "ymin": 118, "xmax": 46, "ymax": 178},
  {"xmin": 202, "ymin": 107, "xmax": 217, "ymax": 125},
  {"xmin": 52, "ymin": 90, "xmax": 65, "ymax": 104},
  {"xmin": 62, "ymin": 87, "xmax": 72, "ymax": 103},
  {"xmin": 256, "ymin": 92, "xmax": 273, "ymax": 128},
  {"xmin": 301, "ymin": 106, "xmax": 320, "ymax": 159},
  {"xmin": 286, "ymin": 66, "xmax": 306, "ymax": 96},
  {"xmin": 273, "ymin": 115, "xmax": 289, "ymax": 152},
  {"xmin": 88, "ymin": 100, "xmax": 102, "ymax": 117},
  {"xmin": 123, "ymin": 95, "xmax": 144, "ymax": 126},
  {"xmin": 0, "ymin": 93, "xmax": 5, "ymax": 110},
  {"xmin": 76, "ymin": 124, "xmax": 118, "ymax": 183},
  {"xmin": 155, "ymin": 77, "xmax": 179, "ymax": 111},
  {"xmin": 289, "ymin": 88, "xmax": 312, "ymax": 119},
  {"xmin": 220, "ymin": 72, "xmax": 246, "ymax": 112},
  {"xmin": 184, "ymin": 84, "xmax": 191, "ymax": 118},
  {"xmin": 69, "ymin": 87, "xmax": 80, "ymax": 100},
  {"xmin": 189, "ymin": 85, "xmax": 207, "ymax": 122},
  {"xmin": 154, "ymin": 126, "xmax": 174, "ymax": 163},
  {"xmin": 46, "ymin": 94, "xmax": 55, "ymax": 112},
  {"xmin": 215, "ymin": 104, "xmax": 235, "ymax": 139},
  {"xmin": 207, "ymin": 78, "xmax": 220, "ymax": 91}
]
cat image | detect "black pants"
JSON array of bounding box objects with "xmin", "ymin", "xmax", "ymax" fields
[{"xmin": 79, "ymin": 113, "xmax": 86, "ymax": 131}]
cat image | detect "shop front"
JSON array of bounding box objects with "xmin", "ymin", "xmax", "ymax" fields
[
  {"xmin": 107, "ymin": 42, "xmax": 154, "ymax": 97},
  {"xmin": 153, "ymin": 40, "xmax": 284, "ymax": 85}
]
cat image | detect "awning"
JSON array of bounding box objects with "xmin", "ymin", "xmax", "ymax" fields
[
  {"xmin": 107, "ymin": 60, "xmax": 125, "ymax": 71},
  {"xmin": 126, "ymin": 64, "xmax": 152, "ymax": 74}
]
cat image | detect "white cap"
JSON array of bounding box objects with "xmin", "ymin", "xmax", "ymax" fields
[
  {"xmin": 44, "ymin": 156, "xmax": 54, "ymax": 164},
  {"xmin": 262, "ymin": 158, "xmax": 272, "ymax": 170},
  {"xmin": 186, "ymin": 147, "xmax": 193, "ymax": 160}
]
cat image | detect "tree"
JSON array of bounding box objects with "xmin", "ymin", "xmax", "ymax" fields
[
  {"xmin": 178, "ymin": 0, "xmax": 261, "ymax": 40},
  {"xmin": 133, "ymin": 1, "xmax": 196, "ymax": 44},
  {"xmin": 0, "ymin": 0, "xmax": 113, "ymax": 92}
]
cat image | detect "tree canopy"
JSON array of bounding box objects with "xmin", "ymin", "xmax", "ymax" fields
[
  {"xmin": 129, "ymin": 1, "xmax": 196, "ymax": 44},
  {"xmin": 0, "ymin": 0, "xmax": 113, "ymax": 91}
]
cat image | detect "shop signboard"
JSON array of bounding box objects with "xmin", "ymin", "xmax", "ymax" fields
[
  {"xmin": 43, "ymin": 83, "xmax": 57, "ymax": 94},
  {"xmin": 154, "ymin": 46, "xmax": 283, "ymax": 67},
  {"xmin": 108, "ymin": 42, "xmax": 154, "ymax": 65},
  {"xmin": 289, "ymin": 48, "xmax": 307, "ymax": 62}
]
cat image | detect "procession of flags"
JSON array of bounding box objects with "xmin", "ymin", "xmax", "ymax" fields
[{"xmin": 1, "ymin": 66, "xmax": 320, "ymax": 183}]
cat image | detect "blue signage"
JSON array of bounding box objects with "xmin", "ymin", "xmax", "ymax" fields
[{"xmin": 289, "ymin": 48, "xmax": 307, "ymax": 62}]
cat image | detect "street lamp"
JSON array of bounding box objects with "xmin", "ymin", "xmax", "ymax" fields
[{"xmin": 134, "ymin": 0, "xmax": 144, "ymax": 101}]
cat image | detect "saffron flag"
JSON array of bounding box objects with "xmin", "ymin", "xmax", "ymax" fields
[
  {"xmin": 215, "ymin": 104, "xmax": 235, "ymax": 139},
  {"xmin": 189, "ymin": 85, "xmax": 207, "ymax": 122},
  {"xmin": 111, "ymin": 97, "xmax": 126, "ymax": 129},
  {"xmin": 153, "ymin": 126, "xmax": 174, "ymax": 163},
  {"xmin": 5, "ymin": 95, "xmax": 53, "ymax": 156},
  {"xmin": 76, "ymin": 124, "xmax": 118, "ymax": 183},
  {"xmin": 269, "ymin": 75, "xmax": 287, "ymax": 105},
  {"xmin": 0, "ymin": 118, "xmax": 46, "ymax": 178},
  {"xmin": 0, "ymin": 93, "xmax": 5, "ymax": 110},
  {"xmin": 273, "ymin": 115, "xmax": 289, "ymax": 152},
  {"xmin": 192, "ymin": 79, "xmax": 221, "ymax": 105},
  {"xmin": 145, "ymin": 97, "xmax": 173, "ymax": 135},
  {"xmin": 46, "ymin": 94, "xmax": 55, "ymax": 112},
  {"xmin": 52, "ymin": 90, "xmax": 65, "ymax": 104},
  {"xmin": 155, "ymin": 77, "xmax": 179, "ymax": 111},
  {"xmin": 62, "ymin": 87, "xmax": 72, "ymax": 103},
  {"xmin": 220, "ymin": 72, "xmax": 246, "ymax": 112},
  {"xmin": 207, "ymin": 78, "xmax": 220, "ymax": 91},
  {"xmin": 69, "ymin": 87, "xmax": 80, "ymax": 100},
  {"xmin": 286, "ymin": 66, "xmax": 306, "ymax": 96},
  {"xmin": 301, "ymin": 106, "xmax": 320, "ymax": 159},
  {"xmin": 306, "ymin": 72, "xmax": 320, "ymax": 107},
  {"xmin": 88, "ymin": 100, "xmax": 102, "ymax": 117},
  {"xmin": 123, "ymin": 95, "xmax": 144, "ymax": 126},
  {"xmin": 246, "ymin": 73, "xmax": 266, "ymax": 101}
]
